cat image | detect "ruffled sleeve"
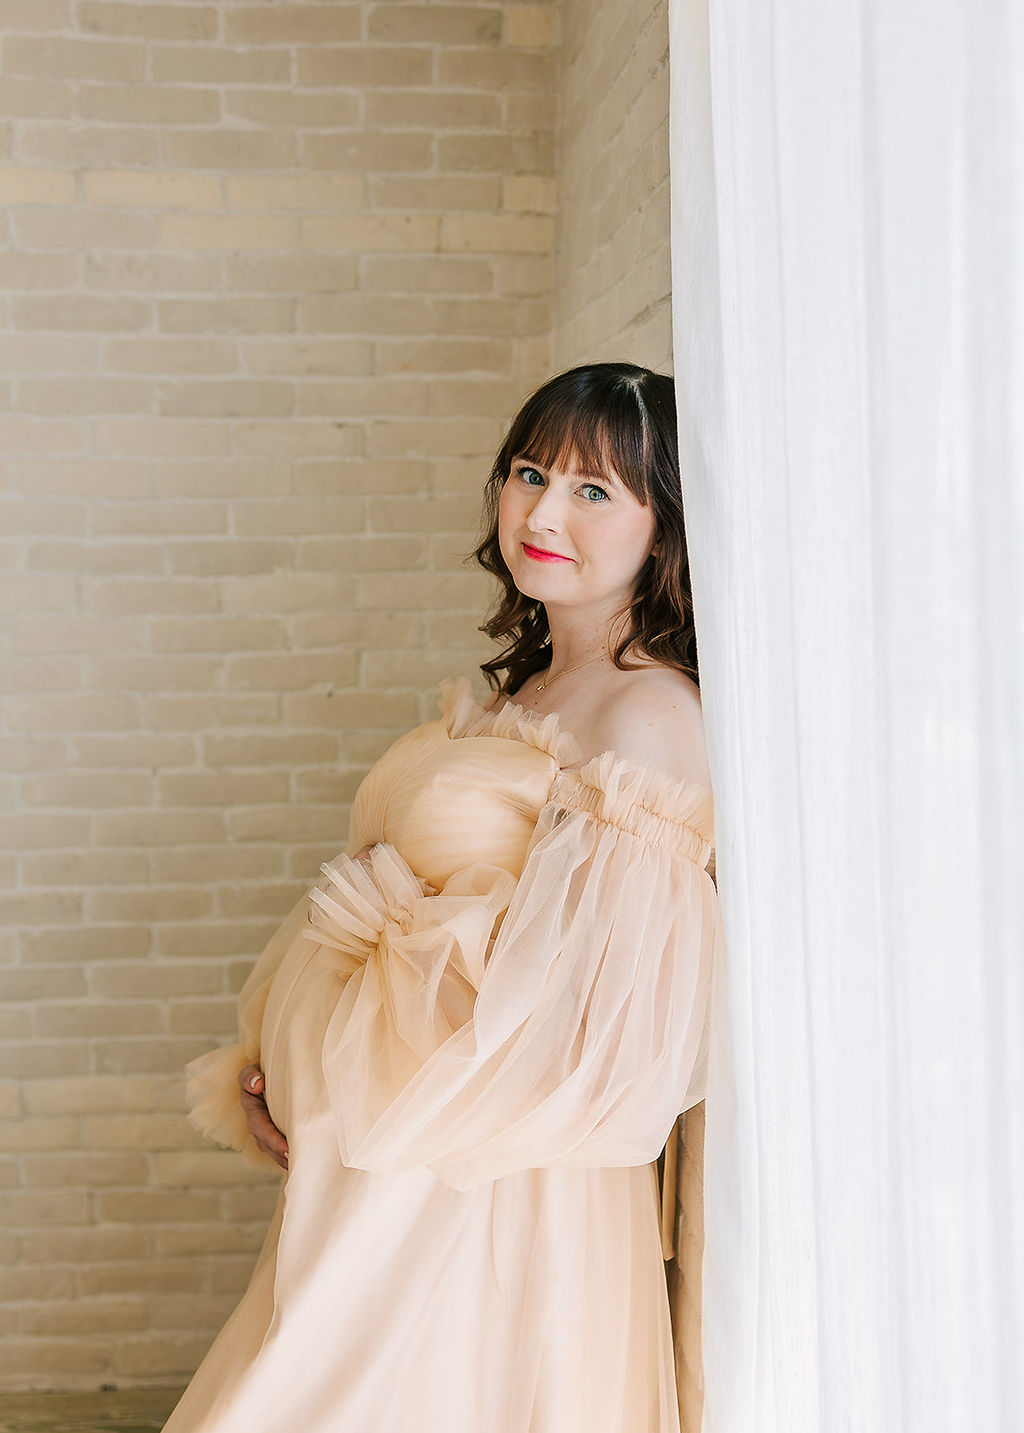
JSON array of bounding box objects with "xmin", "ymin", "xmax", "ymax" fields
[{"xmin": 312, "ymin": 752, "xmax": 719, "ymax": 1191}]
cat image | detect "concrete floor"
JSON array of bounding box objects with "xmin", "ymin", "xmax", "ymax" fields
[{"xmin": 0, "ymin": 1390, "xmax": 186, "ymax": 1433}]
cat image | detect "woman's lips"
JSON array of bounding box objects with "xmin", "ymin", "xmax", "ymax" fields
[{"xmin": 522, "ymin": 542, "xmax": 574, "ymax": 563}]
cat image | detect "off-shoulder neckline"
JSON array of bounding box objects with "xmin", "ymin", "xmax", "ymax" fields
[{"xmin": 438, "ymin": 676, "xmax": 715, "ymax": 836}]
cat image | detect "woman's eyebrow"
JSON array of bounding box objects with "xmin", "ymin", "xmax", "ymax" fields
[{"xmin": 515, "ymin": 453, "xmax": 619, "ymax": 485}]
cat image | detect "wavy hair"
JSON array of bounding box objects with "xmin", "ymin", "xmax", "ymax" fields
[{"xmin": 472, "ymin": 362, "xmax": 699, "ymax": 696}]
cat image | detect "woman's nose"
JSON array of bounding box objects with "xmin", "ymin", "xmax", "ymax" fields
[{"xmin": 525, "ymin": 484, "xmax": 564, "ymax": 531}]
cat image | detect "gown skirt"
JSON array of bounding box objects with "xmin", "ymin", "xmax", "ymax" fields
[{"xmin": 162, "ymin": 679, "xmax": 720, "ymax": 1433}]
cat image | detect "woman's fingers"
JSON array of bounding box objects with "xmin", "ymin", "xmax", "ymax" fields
[{"xmin": 237, "ymin": 1064, "xmax": 289, "ymax": 1170}]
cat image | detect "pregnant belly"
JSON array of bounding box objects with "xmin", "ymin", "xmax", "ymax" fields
[{"xmin": 259, "ymin": 929, "xmax": 361, "ymax": 1147}]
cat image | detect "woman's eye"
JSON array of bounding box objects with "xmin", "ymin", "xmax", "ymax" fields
[
  {"xmin": 580, "ymin": 483, "xmax": 609, "ymax": 502},
  {"xmin": 517, "ymin": 466, "xmax": 544, "ymax": 485}
]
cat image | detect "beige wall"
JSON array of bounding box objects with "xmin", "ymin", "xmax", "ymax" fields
[{"xmin": 2, "ymin": 0, "xmax": 697, "ymax": 1403}]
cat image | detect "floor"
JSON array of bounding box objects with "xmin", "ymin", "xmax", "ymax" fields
[{"xmin": 0, "ymin": 1391, "xmax": 186, "ymax": 1433}]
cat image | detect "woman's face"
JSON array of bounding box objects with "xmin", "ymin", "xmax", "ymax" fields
[{"xmin": 497, "ymin": 451, "xmax": 658, "ymax": 618}]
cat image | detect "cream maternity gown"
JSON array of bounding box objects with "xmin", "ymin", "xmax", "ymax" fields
[{"xmin": 164, "ymin": 678, "xmax": 720, "ymax": 1433}]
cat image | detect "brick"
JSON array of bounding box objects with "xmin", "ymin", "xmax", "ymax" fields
[
  {"xmin": 87, "ymin": 578, "xmax": 218, "ymax": 618},
  {"xmin": 240, "ymin": 337, "xmax": 372, "ymax": 378},
  {"xmin": 13, "ymin": 208, "xmax": 154, "ymax": 252},
  {"xmin": 143, "ymin": 693, "xmax": 279, "ymax": 733},
  {"xmin": 92, "ymin": 418, "xmax": 229, "ymax": 457},
  {"xmin": 4, "ymin": 36, "xmax": 146, "ymax": 81},
  {"xmin": 232, "ymin": 497, "xmax": 365, "ymax": 536},
  {"xmin": 163, "ymin": 129, "xmax": 296, "ymax": 171},
  {"xmin": 225, "ymin": 253, "xmax": 357, "ymax": 294},
  {"xmin": 0, "ymin": 78, "xmax": 73, "ymax": 118},
  {"xmin": 83, "ymin": 169, "xmax": 221, "ymax": 209},
  {"xmin": 91, "ymin": 502, "xmax": 227, "ymax": 537},
  {"xmin": 148, "ymin": 616, "xmax": 284, "ymax": 653},
  {"xmin": 20, "ymin": 120, "xmax": 159, "ymax": 167},
  {"xmin": 161, "ymin": 214, "xmax": 299, "ymax": 253},
  {"xmin": 160, "ymin": 380, "xmax": 295, "ymax": 419},
  {"xmin": 16, "ymin": 458, "xmax": 150, "ymax": 497},
  {"xmin": 442, "ymin": 212, "xmax": 553, "ymax": 253},
  {"xmin": 154, "ymin": 459, "xmax": 291, "ymax": 500},
  {"xmin": 225, "ymin": 173, "xmax": 364, "ymax": 213},
  {"xmin": 99, "ymin": 1191, "xmax": 220, "ymax": 1225},
  {"xmin": 209, "ymin": 1255, "xmax": 260, "ymax": 1293},
  {"xmin": 361, "ymin": 255, "xmax": 493, "ymax": 295},
  {"xmin": 370, "ymin": 175, "xmax": 501, "ymax": 211},
  {"xmin": 85, "ymin": 1113, "xmax": 201, "ymax": 1150},
  {"xmin": 14, "ymin": 294, "xmax": 150, "ymax": 335},
  {"xmin": 18, "ymin": 376, "xmax": 154, "ymax": 415},
  {"xmin": 102, "ymin": 338, "xmax": 237, "ymax": 376},
  {"xmin": 0, "ymin": 967, "xmax": 87, "ymax": 1001},
  {"xmin": 156, "ymin": 770, "xmax": 290, "ymax": 806},
  {"xmin": 14, "ymin": 614, "xmax": 146, "ymax": 654},
  {"xmin": 225, "ymin": 88, "xmax": 359, "ymax": 129},
  {"xmin": 0, "ymin": 1340, "xmax": 110, "ymax": 1377},
  {"xmin": 367, "ymin": 414, "xmax": 503, "ymax": 456},
  {"xmin": 364, "ymin": 91, "xmax": 501, "ymax": 130},
  {"xmin": 27, "ymin": 540, "xmax": 162, "ymax": 573},
  {"xmin": 292, "ymin": 457, "xmax": 428, "ymax": 496},
  {"xmin": 222, "ymin": 652, "xmax": 358, "ymax": 693},
  {"xmin": 0, "ymin": 813, "xmax": 90, "ymax": 851},
  {"xmin": 152, "ymin": 46, "xmax": 291, "ymax": 85},
  {"xmin": 18, "ymin": 925, "xmax": 150, "ymax": 963},
  {"xmin": 94, "ymin": 1037, "xmax": 213, "ymax": 1076},
  {"xmin": 226, "ymin": 803, "xmax": 350, "ymax": 843},
  {"xmin": 297, "ymin": 46, "xmax": 431, "ymax": 88},
  {"xmin": 295, "ymin": 536, "xmax": 425, "ymax": 573},
  {"xmin": 302, "ymin": 213, "xmax": 438, "ymax": 253},
  {"xmin": 505, "ymin": 4, "xmax": 560, "ymax": 47},
  {"xmin": 20, "ymin": 1227, "xmax": 151, "ymax": 1263},
  {"xmin": 300, "ymin": 131, "xmax": 433, "ymax": 173},
  {"xmin": 226, "ymin": 3, "xmax": 360, "ymax": 44},
  {"xmin": 167, "ymin": 538, "xmax": 292, "ymax": 576},
  {"xmin": 91, "ymin": 810, "xmax": 225, "ymax": 848},
  {"xmin": 79, "ymin": 83, "xmax": 220, "ymax": 125},
  {"xmin": 0, "ymin": 1118, "xmax": 80, "ymax": 1153},
  {"xmin": 21, "ymin": 1152, "xmax": 150, "ymax": 1187},
  {"xmin": 71, "ymin": 734, "xmax": 195, "ymax": 767},
  {"xmin": 80, "ymin": 1259, "xmax": 205, "ymax": 1296},
  {"xmin": 0, "ymin": 0, "xmax": 71, "ymax": 28},
  {"xmin": 21, "ymin": 848, "xmax": 150, "ymax": 888},
  {"xmin": 0, "ymin": 1268, "xmax": 75, "ymax": 1302},
  {"xmin": 88, "ymin": 962, "xmax": 223, "ymax": 1000},
  {"xmin": 158, "ymin": 297, "xmax": 295, "ymax": 334},
  {"xmin": 438, "ymin": 49, "xmax": 555, "ymax": 91},
  {"xmin": 374, "ymin": 336, "xmax": 508, "ymax": 375},
  {"xmin": 85, "ymin": 890, "xmax": 213, "ymax": 924},
  {"xmin": 220, "ymin": 572, "xmax": 355, "ymax": 615},
  {"xmin": 35, "ymin": 1001, "xmax": 165, "ymax": 1039},
  {"xmin": 298, "ymin": 292, "xmax": 434, "ymax": 335},
  {"xmin": 503, "ymin": 174, "xmax": 558, "ymax": 212},
  {"xmin": 369, "ymin": 5, "xmax": 500, "ymax": 44},
  {"xmin": 20, "ymin": 771, "xmax": 153, "ymax": 807},
  {"xmin": 0, "ymin": 250, "xmax": 77, "ymax": 290},
  {"xmin": 87, "ymin": 252, "xmax": 222, "ymax": 293},
  {"xmin": 0, "ymin": 166, "xmax": 74, "ymax": 204},
  {"xmin": 0, "ymin": 1042, "xmax": 89, "ymax": 1078},
  {"xmin": 78, "ymin": 3, "xmax": 217, "ymax": 41},
  {"xmin": 0, "ymin": 416, "xmax": 86, "ymax": 456},
  {"xmin": 24, "ymin": 1075, "xmax": 167, "ymax": 1116},
  {"xmin": 21, "ymin": 1300, "xmax": 145, "ymax": 1336},
  {"xmin": 439, "ymin": 133, "xmax": 553, "ymax": 173},
  {"xmin": 8, "ymin": 694, "xmax": 140, "ymax": 732},
  {"xmin": 0, "ymin": 655, "xmax": 82, "ymax": 692}
]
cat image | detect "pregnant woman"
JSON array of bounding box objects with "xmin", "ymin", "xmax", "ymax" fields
[{"xmin": 163, "ymin": 362, "xmax": 722, "ymax": 1433}]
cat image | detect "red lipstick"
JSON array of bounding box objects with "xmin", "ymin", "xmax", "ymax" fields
[{"xmin": 522, "ymin": 542, "xmax": 573, "ymax": 563}]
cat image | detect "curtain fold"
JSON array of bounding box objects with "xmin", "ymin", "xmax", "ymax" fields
[{"xmin": 668, "ymin": 3, "xmax": 1024, "ymax": 1429}]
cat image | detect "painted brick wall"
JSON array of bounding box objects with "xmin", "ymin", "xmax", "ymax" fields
[
  {"xmin": 1, "ymin": 0, "xmax": 558, "ymax": 1390},
  {"xmin": 2, "ymin": 0, "xmax": 698, "ymax": 1405}
]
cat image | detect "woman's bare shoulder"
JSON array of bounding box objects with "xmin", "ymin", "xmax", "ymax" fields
[{"xmin": 583, "ymin": 666, "xmax": 711, "ymax": 788}]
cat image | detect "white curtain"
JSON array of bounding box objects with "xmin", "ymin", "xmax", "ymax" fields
[{"xmin": 668, "ymin": 3, "xmax": 1023, "ymax": 1430}]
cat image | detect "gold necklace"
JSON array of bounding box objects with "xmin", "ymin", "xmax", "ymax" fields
[{"xmin": 535, "ymin": 652, "xmax": 605, "ymax": 691}]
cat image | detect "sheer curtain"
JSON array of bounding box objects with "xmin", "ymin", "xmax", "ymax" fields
[{"xmin": 668, "ymin": 2, "xmax": 1023, "ymax": 1430}]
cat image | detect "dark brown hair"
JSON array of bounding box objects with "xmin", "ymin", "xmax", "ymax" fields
[{"xmin": 473, "ymin": 362, "xmax": 699, "ymax": 696}]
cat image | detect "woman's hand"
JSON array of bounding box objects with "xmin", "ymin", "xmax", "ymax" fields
[{"xmin": 238, "ymin": 1064, "xmax": 289, "ymax": 1170}]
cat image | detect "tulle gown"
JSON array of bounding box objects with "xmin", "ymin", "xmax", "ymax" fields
[{"xmin": 163, "ymin": 678, "xmax": 721, "ymax": 1433}]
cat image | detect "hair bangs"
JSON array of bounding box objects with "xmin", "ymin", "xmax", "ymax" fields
[{"xmin": 508, "ymin": 382, "xmax": 653, "ymax": 505}]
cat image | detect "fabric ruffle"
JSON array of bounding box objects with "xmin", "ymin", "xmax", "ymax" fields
[
  {"xmin": 186, "ymin": 1041, "xmax": 280, "ymax": 1172},
  {"xmin": 440, "ymin": 676, "xmax": 582, "ymax": 769}
]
